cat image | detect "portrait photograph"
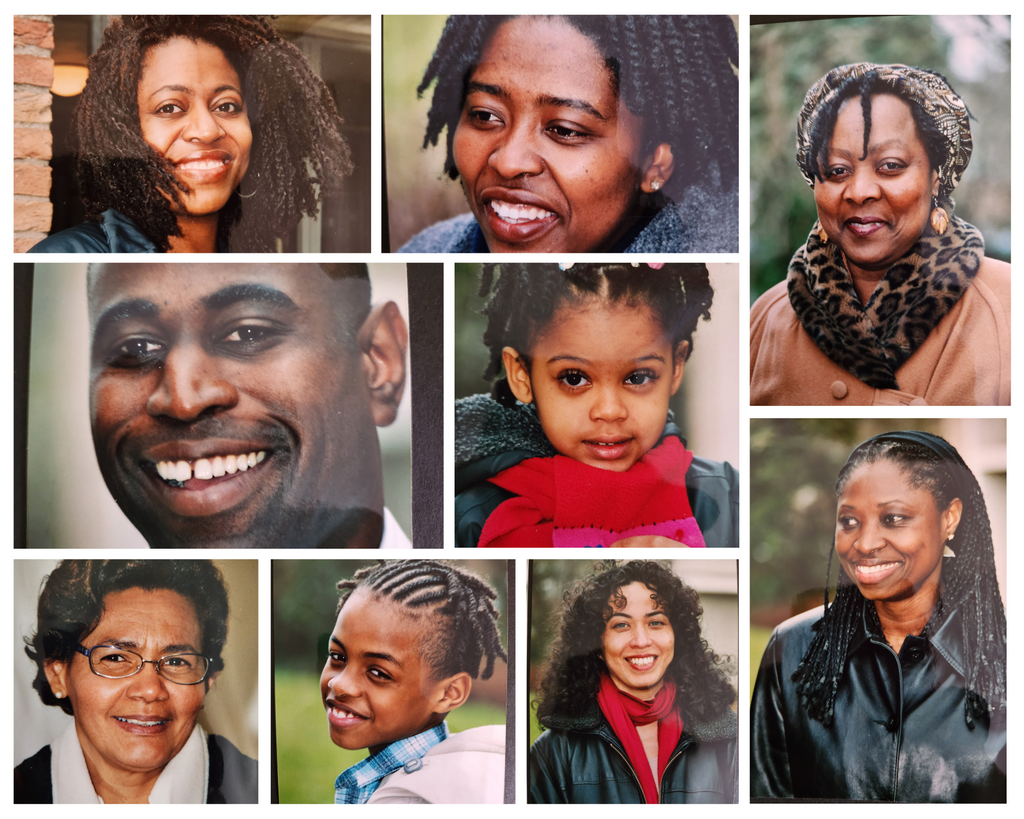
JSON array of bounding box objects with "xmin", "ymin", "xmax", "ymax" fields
[
  {"xmin": 16, "ymin": 15, "xmax": 370, "ymax": 253},
  {"xmin": 19, "ymin": 263, "xmax": 416, "ymax": 549},
  {"xmin": 749, "ymin": 418, "xmax": 1006, "ymax": 801},
  {"xmin": 749, "ymin": 16, "xmax": 1010, "ymax": 406},
  {"xmin": 383, "ymin": 15, "xmax": 739, "ymax": 253},
  {"xmin": 272, "ymin": 558, "xmax": 511, "ymax": 803},
  {"xmin": 13, "ymin": 558, "xmax": 258, "ymax": 804},
  {"xmin": 527, "ymin": 558, "xmax": 738, "ymax": 803},
  {"xmin": 454, "ymin": 262, "xmax": 739, "ymax": 549}
]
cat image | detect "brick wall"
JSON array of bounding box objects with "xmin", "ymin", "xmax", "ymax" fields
[{"xmin": 14, "ymin": 16, "xmax": 54, "ymax": 252}]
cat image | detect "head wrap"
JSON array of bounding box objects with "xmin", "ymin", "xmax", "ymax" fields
[
  {"xmin": 796, "ymin": 63, "xmax": 972, "ymax": 199},
  {"xmin": 844, "ymin": 430, "xmax": 972, "ymax": 500}
]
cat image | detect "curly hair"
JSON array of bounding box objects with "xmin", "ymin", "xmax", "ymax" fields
[
  {"xmin": 792, "ymin": 432, "xmax": 1006, "ymax": 727},
  {"xmin": 417, "ymin": 16, "xmax": 738, "ymax": 197},
  {"xmin": 25, "ymin": 560, "xmax": 230, "ymax": 716},
  {"xmin": 536, "ymin": 560, "xmax": 734, "ymax": 724},
  {"xmin": 476, "ymin": 262, "xmax": 713, "ymax": 405},
  {"xmin": 802, "ymin": 70, "xmax": 957, "ymax": 211},
  {"xmin": 73, "ymin": 15, "xmax": 352, "ymax": 251},
  {"xmin": 338, "ymin": 560, "xmax": 507, "ymax": 682}
]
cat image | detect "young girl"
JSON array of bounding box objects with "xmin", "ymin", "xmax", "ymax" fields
[{"xmin": 455, "ymin": 263, "xmax": 738, "ymax": 548}]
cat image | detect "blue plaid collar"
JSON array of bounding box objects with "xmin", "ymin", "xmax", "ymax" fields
[{"xmin": 334, "ymin": 721, "xmax": 450, "ymax": 804}]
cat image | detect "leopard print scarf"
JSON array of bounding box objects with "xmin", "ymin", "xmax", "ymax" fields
[{"xmin": 787, "ymin": 215, "xmax": 984, "ymax": 390}]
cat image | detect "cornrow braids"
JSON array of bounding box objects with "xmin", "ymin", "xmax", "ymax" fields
[
  {"xmin": 803, "ymin": 70, "xmax": 956, "ymax": 211},
  {"xmin": 417, "ymin": 16, "xmax": 738, "ymax": 196},
  {"xmin": 477, "ymin": 262, "xmax": 713, "ymax": 405},
  {"xmin": 792, "ymin": 434, "xmax": 1006, "ymax": 727},
  {"xmin": 338, "ymin": 561, "xmax": 507, "ymax": 682},
  {"xmin": 536, "ymin": 560, "xmax": 734, "ymax": 725},
  {"xmin": 73, "ymin": 15, "xmax": 352, "ymax": 252}
]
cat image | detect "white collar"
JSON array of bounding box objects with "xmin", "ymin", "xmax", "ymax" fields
[
  {"xmin": 379, "ymin": 507, "xmax": 412, "ymax": 549},
  {"xmin": 52, "ymin": 722, "xmax": 208, "ymax": 803}
]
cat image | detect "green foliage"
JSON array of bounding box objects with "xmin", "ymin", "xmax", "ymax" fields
[{"xmin": 274, "ymin": 669, "xmax": 506, "ymax": 803}]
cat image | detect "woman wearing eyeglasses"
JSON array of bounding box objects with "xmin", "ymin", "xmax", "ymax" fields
[{"xmin": 14, "ymin": 560, "xmax": 256, "ymax": 804}]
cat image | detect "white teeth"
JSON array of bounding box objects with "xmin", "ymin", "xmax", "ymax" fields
[
  {"xmin": 857, "ymin": 562, "xmax": 900, "ymax": 576},
  {"xmin": 627, "ymin": 656, "xmax": 655, "ymax": 669},
  {"xmin": 154, "ymin": 451, "xmax": 266, "ymax": 484},
  {"xmin": 116, "ymin": 717, "xmax": 166, "ymax": 726},
  {"xmin": 490, "ymin": 200, "xmax": 554, "ymax": 223}
]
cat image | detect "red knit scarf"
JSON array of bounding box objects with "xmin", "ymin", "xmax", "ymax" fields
[
  {"xmin": 596, "ymin": 672, "xmax": 684, "ymax": 804},
  {"xmin": 478, "ymin": 436, "xmax": 705, "ymax": 548}
]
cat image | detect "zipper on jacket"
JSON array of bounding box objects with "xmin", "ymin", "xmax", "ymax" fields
[
  {"xmin": 659, "ymin": 738, "xmax": 694, "ymax": 802},
  {"xmin": 872, "ymin": 637, "xmax": 905, "ymax": 801},
  {"xmin": 604, "ymin": 738, "xmax": 647, "ymax": 803}
]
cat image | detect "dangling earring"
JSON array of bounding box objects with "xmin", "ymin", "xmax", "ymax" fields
[
  {"xmin": 930, "ymin": 196, "xmax": 949, "ymax": 235},
  {"xmin": 817, "ymin": 224, "xmax": 829, "ymax": 244},
  {"xmin": 943, "ymin": 532, "xmax": 956, "ymax": 557}
]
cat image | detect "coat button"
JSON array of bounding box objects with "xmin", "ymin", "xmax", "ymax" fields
[
  {"xmin": 905, "ymin": 646, "xmax": 924, "ymax": 662},
  {"xmin": 886, "ymin": 715, "xmax": 899, "ymax": 733},
  {"xmin": 831, "ymin": 380, "xmax": 848, "ymax": 399}
]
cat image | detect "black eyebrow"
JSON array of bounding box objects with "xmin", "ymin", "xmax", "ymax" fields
[
  {"xmin": 201, "ymin": 283, "xmax": 299, "ymax": 312},
  {"xmin": 92, "ymin": 298, "xmax": 159, "ymax": 342},
  {"xmin": 146, "ymin": 83, "xmax": 243, "ymax": 98},
  {"xmin": 465, "ymin": 81, "xmax": 607, "ymax": 121},
  {"xmin": 93, "ymin": 639, "xmax": 200, "ymax": 654},
  {"xmin": 365, "ymin": 651, "xmax": 403, "ymax": 669}
]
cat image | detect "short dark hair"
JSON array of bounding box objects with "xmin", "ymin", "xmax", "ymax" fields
[
  {"xmin": 417, "ymin": 15, "xmax": 738, "ymax": 196},
  {"xmin": 25, "ymin": 560, "xmax": 230, "ymax": 716},
  {"xmin": 477, "ymin": 263, "xmax": 713, "ymax": 405},
  {"xmin": 536, "ymin": 560, "xmax": 734, "ymax": 724},
  {"xmin": 803, "ymin": 70, "xmax": 953, "ymax": 209},
  {"xmin": 74, "ymin": 15, "xmax": 352, "ymax": 251},
  {"xmin": 793, "ymin": 434, "xmax": 1006, "ymax": 727},
  {"xmin": 337, "ymin": 560, "xmax": 507, "ymax": 682}
]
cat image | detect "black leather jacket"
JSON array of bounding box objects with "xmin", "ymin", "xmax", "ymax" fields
[
  {"xmin": 529, "ymin": 701, "xmax": 737, "ymax": 804},
  {"xmin": 751, "ymin": 604, "xmax": 1005, "ymax": 802}
]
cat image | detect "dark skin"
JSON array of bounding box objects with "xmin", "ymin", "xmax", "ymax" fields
[{"xmin": 88, "ymin": 263, "xmax": 407, "ymax": 548}]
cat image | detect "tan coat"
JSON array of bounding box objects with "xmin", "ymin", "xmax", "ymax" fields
[{"xmin": 750, "ymin": 257, "xmax": 1010, "ymax": 406}]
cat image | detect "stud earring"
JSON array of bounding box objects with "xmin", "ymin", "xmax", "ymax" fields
[
  {"xmin": 930, "ymin": 196, "xmax": 949, "ymax": 235},
  {"xmin": 650, "ymin": 179, "xmax": 661, "ymax": 192},
  {"xmin": 54, "ymin": 691, "xmax": 64, "ymax": 699}
]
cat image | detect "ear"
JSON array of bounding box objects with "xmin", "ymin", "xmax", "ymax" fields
[
  {"xmin": 45, "ymin": 659, "xmax": 69, "ymax": 700},
  {"xmin": 943, "ymin": 497, "xmax": 963, "ymax": 541},
  {"xmin": 432, "ymin": 672, "xmax": 473, "ymax": 714},
  {"xmin": 502, "ymin": 346, "xmax": 533, "ymax": 404},
  {"xmin": 669, "ymin": 341, "xmax": 688, "ymax": 396},
  {"xmin": 204, "ymin": 671, "xmax": 219, "ymax": 695},
  {"xmin": 641, "ymin": 143, "xmax": 675, "ymax": 193},
  {"xmin": 358, "ymin": 302, "xmax": 408, "ymax": 427}
]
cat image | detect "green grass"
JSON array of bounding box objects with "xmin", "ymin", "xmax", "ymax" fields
[
  {"xmin": 749, "ymin": 627, "xmax": 773, "ymax": 702},
  {"xmin": 274, "ymin": 668, "xmax": 506, "ymax": 803}
]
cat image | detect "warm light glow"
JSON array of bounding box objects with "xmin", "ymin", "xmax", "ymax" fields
[{"xmin": 51, "ymin": 64, "xmax": 89, "ymax": 97}]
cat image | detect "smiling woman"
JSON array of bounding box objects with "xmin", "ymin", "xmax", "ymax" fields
[
  {"xmin": 389, "ymin": 16, "xmax": 738, "ymax": 253},
  {"xmin": 14, "ymin": 560, "xmax": 256, "ymax": 804},
  {"xmin": 28, "ymin": 16, "xmax": 354, "ymax": 253}
]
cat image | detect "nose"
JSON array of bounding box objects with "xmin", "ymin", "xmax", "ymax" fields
[
  {"xmin": 181, "ymin": 104, "xmax": 225, "ymax": 145},
  {"xmin": 629, "ymin": 625, "xmax": 654, "ymax": 648},
  {"xmin": 853, "ymin": 518, "xmax": 886, "ymax": 554},
  {"xmin": 327, "ymin": 667, "xmax": 361, "ymax": 699},
  {"xmin": 487, "ymin": 122, "xmax": 544, "ymax": 178},
  {"xmin": 146, "ymin": 345, "xmax": 239, "ymax": 421},
  {"xmin": 843, "ymin": 167, "xmax": 881, "ymax": 203},
  {"xmin": 126, "ymin": 663, "xmax": 170, "ymax": 701},
  {"xmin": 589, "ymin": 385, "xmax": 628, "ymax": 423}
]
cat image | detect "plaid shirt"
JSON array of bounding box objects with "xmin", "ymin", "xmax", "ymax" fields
[{"xmin": 333, "ymin": 721, "xmax": 450, "ymax": 804}]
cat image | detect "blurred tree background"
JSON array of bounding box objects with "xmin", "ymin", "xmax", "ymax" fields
[
  {"xmin": 750, "ymin": 16, "xmax": 1010, "ymax": 301},
  {"xmin": 749, "ymin": 418, "xmax": 1006, "ymax": 700},
  {"xmin": 273, "ymin": 559, "xmax": 509, "ymax": 803},
  {"xmin": 528, "ymin": 559, "xmax": 737, "ymax": 747}
]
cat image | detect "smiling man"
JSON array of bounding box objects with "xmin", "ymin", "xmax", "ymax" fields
[{"xmin": 86, "ymin": 262, "xmax": 409, "ymax": 549}]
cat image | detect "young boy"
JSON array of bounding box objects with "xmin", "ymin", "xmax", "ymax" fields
[{"xmin": 322, "ymin": 560, "xmax": 508, "ymax": 803}]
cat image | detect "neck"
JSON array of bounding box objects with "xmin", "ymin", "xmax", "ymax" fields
[
  {"xmin": 873, "ymin": 585, "xmax": 940, "ymax": 654},
  {"xmin": 844, "ymin": 255, "xmax": 887, "ymax": 305},
  {"xmin": 168, "ymin": 213, "xmax": 220, "ymax": 253}
]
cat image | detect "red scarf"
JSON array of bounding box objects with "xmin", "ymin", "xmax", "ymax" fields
[
  {"xmin": 478, "ymin": 437, "xmax": 705, "ymax": 548},
  {"xmin": 596, "ymin": 672, "xmax": 684, "ymax": 804}
]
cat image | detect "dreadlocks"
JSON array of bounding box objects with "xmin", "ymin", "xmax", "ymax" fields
[
  {"xmin": 417, "ymin": 16, "xmax": 738, "ymax": 196},
  {"xmin": 476, "ymin": 262, "xmax": 713, "ymax": 405},
  {"xmin": 791, "ymin": 432, "xmax": 1006, "ymax": 727},
  {"xmin": 74, "ymin": 15, "xmax": 352, "ymax": 251},
  {"xmin": 536, "ymin": 560, "xmax": 734, "ymax": 725},
  {"xmin": 338, "ymin": 561, "xmax": 507, "ymax": 682}
]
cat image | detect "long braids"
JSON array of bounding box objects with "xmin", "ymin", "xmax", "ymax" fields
[
  {"xmin": 792, "ymin": 433, "xmax": 1006, "ymax": 727},
  {"xmin": 417, "ymin": 16, "xmax": 738, "ymax": 196},
  {"xmin": 477, "ymin": 262, "xmax": 713, "ymax": 405},
  {"xmin": 338, "ymin": 560, "xmax": 506, "ymax": 681}
]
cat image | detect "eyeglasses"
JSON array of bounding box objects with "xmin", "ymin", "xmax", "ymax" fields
[{"xmin": 74, "ymin": 643, "xmax": 211, "ymax": 685}]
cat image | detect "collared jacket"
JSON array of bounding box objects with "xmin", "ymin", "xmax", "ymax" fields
[
  {"xmin": 749, "ymin": 258, "xmax": 1010, "ymax": 406},
  {"xmin": 454, "ymin": 395, "xmax": 738, "ymax": 548},
  {"xmin": 528, "ymin": 700, "xmax": 737, "ymax": 803},
  {"xmin": 751, "ymin": 604, "xmax": 1006, "ymax": 802},
  {"xmin": 26, "ymin": 209, "xmax": 228, "ymax": 253}
]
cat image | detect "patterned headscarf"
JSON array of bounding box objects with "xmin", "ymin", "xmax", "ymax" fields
[{"xmin": 795, "ymin": 63, "xmax": 972, "ymax": 199}]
